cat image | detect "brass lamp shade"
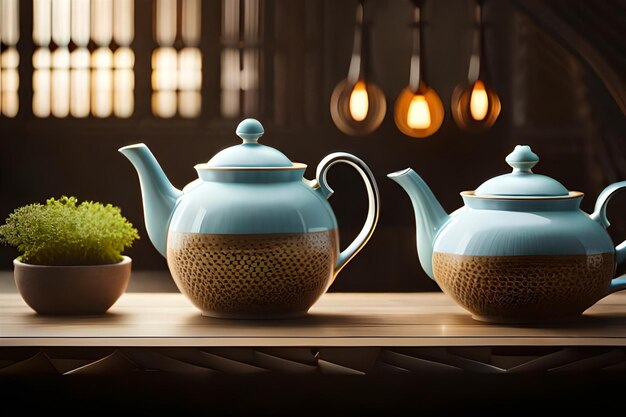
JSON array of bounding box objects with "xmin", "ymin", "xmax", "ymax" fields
[
  {"xmin": 394, "ymin": 83, "xmax": 444, "ymax": 138},
  {"xmin": 331, "ymin": 79, "xmax": 387, "ymax": 136},
  {"xmin": 451, "ymin": 80, "xmax": 501, "ymax": 131}
]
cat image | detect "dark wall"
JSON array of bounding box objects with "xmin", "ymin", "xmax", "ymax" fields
[{"xmin": 1, "ymin": 0, "xmax": 624, "ymax": 292}]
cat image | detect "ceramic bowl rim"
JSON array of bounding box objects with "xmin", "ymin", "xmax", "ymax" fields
[{"xmin": 13, "ymin": 256, "xmax": 132, "ymax": 269}]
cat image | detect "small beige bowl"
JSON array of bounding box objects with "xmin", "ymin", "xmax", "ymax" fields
[{"xmin": 13, "ymin": 256, "xmax": 131, "ymax": 315}]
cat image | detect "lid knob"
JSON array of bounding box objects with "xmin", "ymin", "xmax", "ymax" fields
[
  {"xmin": 505, "ymin": 145, "xmax": 539, "ymax": 172},
  {"xmin": 236, "ymin": 118, "xmax": 264, "ymax": 144},
  {"xmin": 474, "ymin": 144, "xmax": 569, "ymax": 197}
]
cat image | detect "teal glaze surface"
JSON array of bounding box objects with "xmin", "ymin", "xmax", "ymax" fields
[
  {"xmin": 387, "ymin": 168, "xmax": 449, "ymax": 280},
  {"xmin": 475, "ymin": 145, "xmax": 569, "ymax": 197},
  {"xmin": 236, "ymin": 118, "xmax": 264, "ymax": 137},
  {"xmin": 202, "ymin": 118, "xmax": 292, "ymax": 168},
  {"xmin": 433, "ymin": 205, "xmax": 614, "ymax": 257},
  {"xmin": 475, "ymin": 172, "xmax": 569, "ymax": 197},
  {"xmin": 388, "ymin": 145, "xmax": 626, "ymax": 297},
  {"xmin": 462, "ymin": 193, "xmax": 582, "ymax": 211},
  {"xmin": 118, "ymin": 144, "xmax": 182, "ymax": 257},
  {"xmin": 169, "ymin": 178, "xmax": 338, "ymax": 235},
  {"xmin": 119, "ymin": 119, "xmax": 380, "ymax": 277},
  {"xmin": 196, "ymin": 166, "xmax": 306, "ymax": 183}
]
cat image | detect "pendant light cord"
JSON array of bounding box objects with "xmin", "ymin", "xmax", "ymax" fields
[
  {"xmin": 347, "ymin": 0, "xmax": 366, "ymax": 84},
  {"xmin": 468, "ymin": 0, "xmax": 483, "ymax": 82},
  {"xmin": 409, "ymin": 3, "xmax": 422, "ymax": 92}
]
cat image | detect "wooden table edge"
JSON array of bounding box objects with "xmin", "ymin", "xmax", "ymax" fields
[{"xmin": 2, "ymin": 337, "xmax": 626, "ymax": 347}]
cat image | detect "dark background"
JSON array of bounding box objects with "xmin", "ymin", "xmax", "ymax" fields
[
  {"xmin": 2, "ymin": 372, "xmax": 625, "ymax": 416},
  {"xmin": 1, "ymin": 0, "xmax": 625, "ymax": 292}
]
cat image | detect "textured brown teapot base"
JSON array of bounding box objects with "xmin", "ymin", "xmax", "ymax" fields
[
  {"xmin": 167, "ymin": 230, "xmax": 339, "ymax": 318},
  {"xmin": 432, "ymin": 252, "xmax": 615, "ymax": 323}
]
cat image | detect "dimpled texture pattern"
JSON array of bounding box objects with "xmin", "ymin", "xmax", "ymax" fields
[
  {"xmin": 432, "ymin": 252, "xmax": 615, "ymax": 322},
  {"xmin": 167, "ymin": 230, "xmax": 339, "ymax": 318}
]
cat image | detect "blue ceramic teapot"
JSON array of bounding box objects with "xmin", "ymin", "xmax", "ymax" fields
[
  {"xmin": 120, "ymin": 119, "xmax": 379, "ymax": 318},
  {"xmin": 389, "ymin": 145, "xmax": 626, "ymax": 322}
]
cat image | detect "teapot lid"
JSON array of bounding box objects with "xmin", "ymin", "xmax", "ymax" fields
[
  {"xmin": 205, "ymin": 119, "xmax": 293, "ymax": 168},
  {"xmin": 474, "ymin": 145, "xmax": 569, "ymax": 197}
]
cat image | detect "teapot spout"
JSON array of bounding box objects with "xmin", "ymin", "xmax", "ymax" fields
[
  {"xmin": 119, "ymin": 144, "xmax": 182, "ymax": 257},
  {"xmin": 388, "ymin": 168, "xmax": 450, "ymax": 280}
]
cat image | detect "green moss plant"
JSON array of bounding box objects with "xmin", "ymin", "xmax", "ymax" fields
[{"xmin": 0, "ymin": 196, "xmax": 139, "ymax": 266}]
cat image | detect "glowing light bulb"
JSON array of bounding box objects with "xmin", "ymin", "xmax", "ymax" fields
[
  {"xmin": 469, "ymin": 80, "xmax": 489, "ymax": 121},
  {"xmin": 349, "ymin": 81, "xmax": 369, "ymax": 122},
  {"xmin": 407, "ymin": 95, "xmax": 431, "ymax": 129}
]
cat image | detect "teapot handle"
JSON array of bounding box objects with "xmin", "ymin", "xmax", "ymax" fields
[
  {"xmin": 315, "ymin": 152, "xmax": 380, "ymax": 277},
  {"xmin": 591, "ymin": 181, "xmax": 626, "ymax": 294}
]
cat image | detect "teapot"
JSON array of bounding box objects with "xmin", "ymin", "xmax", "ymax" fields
[
  {"xmin": 389, "ymin": 145, "xmax": 626, "ymax": 323},
  {"xmin": 120, "ymin": 119, "xmax": 379, "ymax": 318}
]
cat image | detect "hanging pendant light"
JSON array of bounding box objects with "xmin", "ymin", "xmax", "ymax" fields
[
  {"xmin": 451, "ymin": 0, "xmax": 501, "ymax": 131},
  {"xmin": 330, "ymin": 0, "xmax": 386, "ymax": 136},
  {"xmin": 394, "ymin": 0, "xmax": 444, "ymax": 139}
]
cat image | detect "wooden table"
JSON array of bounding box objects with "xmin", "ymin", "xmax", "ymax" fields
[{"xmin": 2, "ymin": 292, "xmax": 626, "ymax": 375}]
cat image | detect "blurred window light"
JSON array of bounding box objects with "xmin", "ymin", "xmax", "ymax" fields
[
  {"xmin": 70, "ymin": 47, "xmax": 90, "ymax": 117},
  {"xmin": 91, "ymin": 0, "xmax": 113, "ymax": 47},
  {"xmin": 220, "ymin": 0, "xmax": 261, "ymax": 118},
  {"xmin": 51, "ymin": 47, "xmax": 70, "ymax": 117},
  {"xmin": 113, "ymin": 0, "xmax": 134, "ymax": 47},
  {"xmin": 52, "ymin": 0, "xmax": 71, "ymax": 46},
  {"xmin": 32, "ymin": 0, "xmax": 134, "ymax": 118},
  {"xmin": 91, "ymin": 46, "xmax": 113, "ymax": 117},
  {"xmin": 152, "ymin": 0, "xmax": 202, "ymax": 118},
  {"xmin": 1, "ymin": 0, "xmax": 20, "ymax": 117},
  {"xmin": 33, "ymin": 0, "xmax": 51, "ymax": 117},
  {"xmin": 71, "ymin": 0, "xmax": 90, "ymax": 47}
]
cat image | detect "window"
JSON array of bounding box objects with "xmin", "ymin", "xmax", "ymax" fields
[
  {"xmin": 0, "ymin": 0, "xmax": 19, "ymax": 117},
  {"xmin": 1, "ymin": 0, "xmax": 276, "ymax": 122},
  {"xmin": 32, "ymin": 0, "xmax": 135, "ymax": 118},
  {"xmin": 151, "ymin": 0, "xmax": 202, "ymax": 118},
  {"xmin": 220, "ymin": 0, "xmax": 261, "ymax": 118}
]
